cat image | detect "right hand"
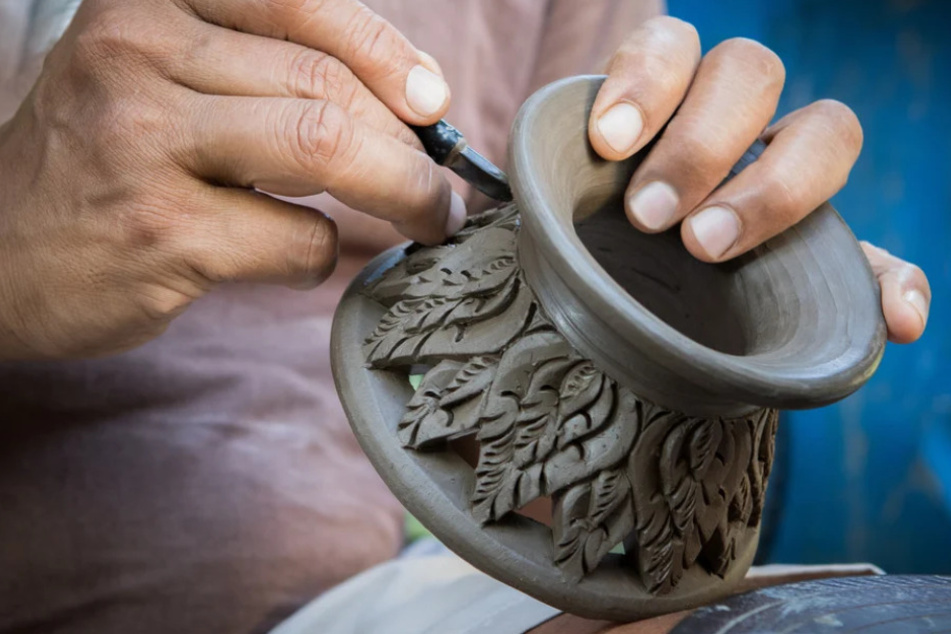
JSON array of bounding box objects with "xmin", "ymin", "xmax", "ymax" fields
[{"xmin": 0, "ymin": 0, "xmax": 467, "ymax": 360}]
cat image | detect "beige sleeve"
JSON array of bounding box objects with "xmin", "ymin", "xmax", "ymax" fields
[
  {"xmin": 528, "ymin": 0, "xmax": 665, "ymax": 93},
  {"xmin": 0, "ymin": 0, "xmax": 81, "ymax": 123}
]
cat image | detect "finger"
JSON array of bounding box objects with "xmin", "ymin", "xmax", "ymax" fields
[
  {"xmin": 184, "ymin": 95, "xmax": 466, "ymax": 245},
  {"xmin": 180, "ymin": 0, "xmax": 451, "ymax": 123},
  {"xmin": 861, "ymin": 241, "xmax": 930, "ymax": 343},
  {"xmin": 178, "ymin": 187, "xmax": 340, "ymax": 289},
  {"xmin": 163, "ymin": 20, "xmax": 421, "ymax": 149},
  {"xmin": 625, "ymin": 38, "xmax": 785, "ymax": 232},
  {"xmin": 680, "ymin": 99, "xmax": 863, "ymax": 262},
  {"xmin": 588, "ymin": 16, "xmax": 701, "ymax": 160}
]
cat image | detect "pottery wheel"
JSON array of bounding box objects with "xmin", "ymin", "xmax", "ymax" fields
[{"xmin": 672, "ymin": 575, "xmax": 951, "ymax": 633}]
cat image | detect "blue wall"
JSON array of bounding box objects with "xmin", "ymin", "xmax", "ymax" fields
[{"xmin": 667, "ymin": 0, "xmax": 951, "ymax": 572}]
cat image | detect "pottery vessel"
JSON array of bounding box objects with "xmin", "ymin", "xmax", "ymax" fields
[{"xmin": 330, "ymin": 75, "xmax": 886, "ymax": 620}]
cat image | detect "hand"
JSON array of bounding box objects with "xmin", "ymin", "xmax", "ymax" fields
[
  {"xmin": 588, "ymin": 17, "xmax": 930, "ymax": 343},
  {"xmin": 0, "ymin": 0, "xmax": 466, "ymax": 360}
]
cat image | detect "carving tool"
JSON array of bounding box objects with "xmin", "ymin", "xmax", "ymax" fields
[{"xmin": 411, "ymin": 120, "xmax": 513, "ymax": 202}]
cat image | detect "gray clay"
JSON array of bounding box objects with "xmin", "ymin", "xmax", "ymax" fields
[{"xmin": 330, "ymin": 76, "xmax": 886, "ymax": 621}]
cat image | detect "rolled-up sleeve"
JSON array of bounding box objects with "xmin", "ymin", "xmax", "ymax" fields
[{"xmin": 0, "ymin": 0, "xmax": 81, "ymax": 122}]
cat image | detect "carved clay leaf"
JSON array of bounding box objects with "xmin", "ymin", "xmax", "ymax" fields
[
  {"xmin": 438, "ymin": 356, "xmax": 498, "ymax": 409},
  {"xmin": 471, "ymin": 332, "xmax": 574, "ymax": 523},
  {"xmin": 699, "ymin": 519, "xmax": 736, "ymax": 577},
  {"xmin": 364, "ymin": 274, "xmax": 532, "ymax": 368},
  {"xmin": 510, "ymin": 357, "xmax": 577, "ymax": 468},
  {"xmin": 470, "ymin": 399, "xmax": 519, "ymax": 522},
  {"xmin": 748, "ymin": 409, "xmax": 779, "ymax": 525},
  {"xmin": 627, "ymin": 402, "xmax": 688, "ymax": 594},
  {"xmin": 542, "ymin": 386, "xmax": 640, "ymax": 495},
  {"xmin": 472, "ymin": 350, "xmax": 642, "ymax": 530},
  {"xmin": 659, "ymin": 420, "xmax": 721, "ymax": 556},
  {"xmin": 400, "ymin": 229, "xmax": 517, "ymax": 301},
  {"xmin": 414, "ymin": 282, "xmax": 533, "ymax": 362},
  {"xmin": 402, "ymin": 296, "xmax": 459, "ymax": 334},
  {"xmin": 361, "ymin": 249, "xmax": 441, "ymax": 306},
  {"xmin": 729, "ymin": 473, "xmax": 754, "ymax": 525},
  {"xmin": 397, "ymin": 357, "xmax": 501, "ymax": 450},
  {"xmin": 367, "ymin": 225, "xmax": 518, "ymax": 305},
  {"xmin": 443, "ymin": 271, "xmax": 520, "ymax": 328},
  {"xmin": 363, "ymin": 298, "xmax": 428, "ymax": 363},
  {"xmin": 555, "ymin": 363, "xmax": 607, "ymax": 449},
  {"xmin": 552, "ymin": 466, "xmax": 635, "ymax": 582},
  {"xmin": 452, "ymin": 203, "xmax": 519, "ymax": 239},
  {"xmin": 629, "ymin": 405, "xmax": 767, "ymax": 594},
  {"xmin": 363, "ymin": 213, "xmax": 525, "ymax": 369},
  {"xmin": 397, "ymin": 361, "xmax": 463, "ymax": 448},
  {"xmin": 695, "ymin": 420, "xmax": 753, "ymax": 576}
]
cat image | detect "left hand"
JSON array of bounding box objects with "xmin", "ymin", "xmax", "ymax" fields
[{"xmin": 588, "ymin": 17, "xmax": 930, "ymax": 344}]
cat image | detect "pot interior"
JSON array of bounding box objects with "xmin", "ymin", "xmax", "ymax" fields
[{"xmin": 574, "ymin": 194, "xmax": 790, "ymax": 357}]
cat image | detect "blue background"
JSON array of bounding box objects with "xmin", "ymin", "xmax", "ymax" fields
[{"xmin": 667, "ymin": 0, "xmax": 951, "ymax": 572}]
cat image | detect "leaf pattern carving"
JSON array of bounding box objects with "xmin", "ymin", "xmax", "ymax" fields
[
  {"xmin": 364, "ymin": 221, "xmax": 533, "ymax": 367},
  {"xmin": 363, "ymin": 205, "xmax": 779, "ymax": 593}
]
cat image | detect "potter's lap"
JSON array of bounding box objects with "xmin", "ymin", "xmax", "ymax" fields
[{"xmin": 0, "ymin": 284, "xmax": 403, "ymax": 634}]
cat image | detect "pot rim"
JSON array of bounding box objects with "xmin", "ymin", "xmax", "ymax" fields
[{"xmin": 508, "ymin": 75, "xmax": 886, "ymax": 414}]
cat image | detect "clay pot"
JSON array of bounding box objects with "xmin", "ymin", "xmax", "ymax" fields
[{"xmin": 331, "ymin": 75, "xmax": 885, "ymax": 620}]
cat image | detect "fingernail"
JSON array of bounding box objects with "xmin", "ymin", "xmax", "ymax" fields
[
  {"xmin": 406, "ymin": 65, "xmax": 449, "ymax": 117},
  {"xmin": 690, "ymin": 206, "xmax": 740, "ymax": 259},
  {"xmin": 903, "ymin": 289, "xmax": 929, "ymax": 327},
  {"xmin": 445, "ymin": 191, "xmax": 467, "ymax": 237},
  {"xmin": 628, "ymin": 181, "xmax": 679, "ymax": 230},
  {"xmin": 597, "ymin": 103, "xmax": 644, "ymax": 155}
]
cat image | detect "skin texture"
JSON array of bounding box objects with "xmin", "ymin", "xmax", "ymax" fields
[
  {"xmin": 588, "ymin": 16, "xmax": 930, "ymax": 345},
  {"xmin": 0, "ymin": 8, "xmax": 929, "ymax": 361},
  {"xmin": 0, "ymin": 0, "xmax": 463, "ymax": 360}
]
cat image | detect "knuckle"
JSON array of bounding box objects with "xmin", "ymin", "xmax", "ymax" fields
[
  {"xmin": 900, "ymin": 263, "xmax": 929, "ymax": 292},
  {"xmin": 646, "ymin": 16, "xmax": 701, "ymax": 50},
  {"xmin": 96, "ymin": 96, "xmax": 170, "ymax": 152},
  {"xmin": 617, "ymin": 21, "xmax": 699, "ymax": 77},
  {"xmin": 686, "ymin": 136, "xmax": 732, "ymax": 173},
  {"xmin": 615, "ymin": 47, "xmax": 684, "ymax": 102},
  {"xmin": 343, "ymin": 7, "xmax": 404, "ymax": 78},
  {"xmin": 74, "ymin": 6, "xmax": 140, "ymax": 61},
  {"xmin": 288, "ymin": 50, "xmax": 356, "ymax": 104},
  {"xmin": 135, "ymin": 286, "xmax": 195, "ymax": 323},
  {"xmin": 760, "ymin": 169, "xmax": 805, "ymax": 222},
  {"xmin": 285, "ymin": 100, "xmax": 354, "ymax": 172},
  {"xmin": 400, "ymin": 159, "xmax": 445, "ymax": 224},
  {"xmin": 660, "ymin": 127, "xmax": 733, "ymax": 185},
  {"xmin": 261, "ymin": 0, "xmax": 312, "ymax": 19},
  {"xmin": 119, "ymin": 196, "xmax": 183, "ymax": 250},
  {"xmin": 289, "ymin": 214, "xmax": 338, "ymax": 284},
  {"xmin": 178, "ymin": 29, "xmax": 216, "ymax": 71},
  {"xmin": 712, "ymin": 38, "xmax": 786, "ymax": 85},
  {"xmin": 810, "ymin": 99, "xmax": 864, "ymax": 152}
]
